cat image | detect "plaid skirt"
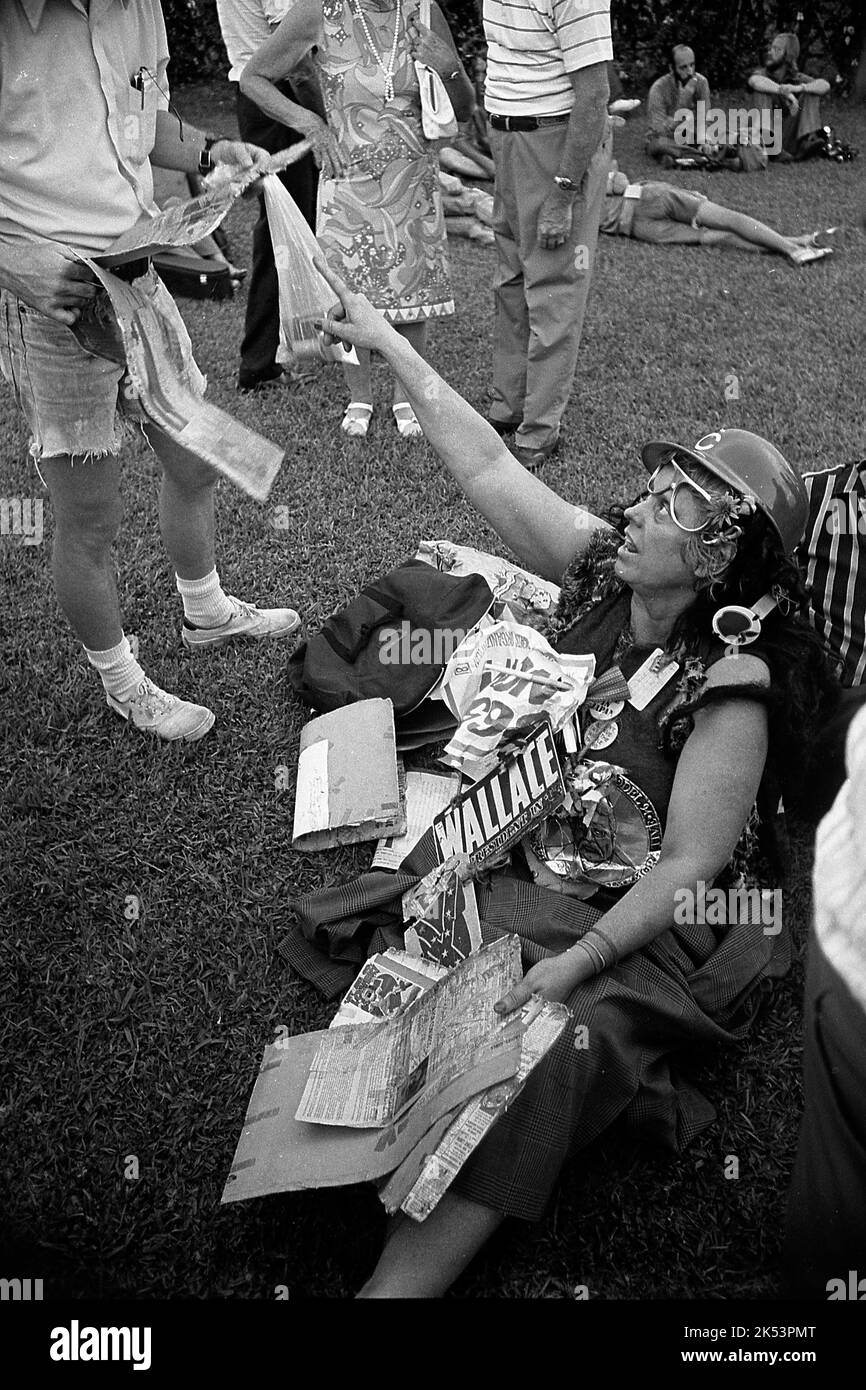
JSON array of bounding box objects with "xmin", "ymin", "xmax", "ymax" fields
[
  {"xmin": 284, "ymin": 828, "xmax": 789, "ymax": 1222},
  {"xmin": 453, "ymin": 908, "xmax": 788, "ymax": 1221}
]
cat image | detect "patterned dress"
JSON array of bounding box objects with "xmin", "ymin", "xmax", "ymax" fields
[{"xmin": 314, "ymin": 0, "xmax": 454, "ymax": 324}]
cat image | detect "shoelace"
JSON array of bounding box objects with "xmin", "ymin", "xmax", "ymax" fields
[{"xmin": 131, "ymin": 678, "xmax": 175, "ymax": 717}]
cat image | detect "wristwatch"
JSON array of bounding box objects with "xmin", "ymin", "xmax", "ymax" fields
[
  {"xmin": 553, "ymin": 174, "xmax": 580, "ymax": 193},
  {"xmin": 197, "ymin": 134, "xmax": 227, "ymax": 176}
]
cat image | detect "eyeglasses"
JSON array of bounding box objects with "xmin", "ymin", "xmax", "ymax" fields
[{"xmin": 643, "ymin": 459, "xmax": 717, "ymax": 535}]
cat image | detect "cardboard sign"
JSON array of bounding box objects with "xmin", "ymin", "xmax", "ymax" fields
[
  {"xmin": 432, "ymin": 723, "xmax": 565, "ymax": 865},
  {"xmin": 292, "ymin": 699, "xmax": 404, "ymax": 851}
]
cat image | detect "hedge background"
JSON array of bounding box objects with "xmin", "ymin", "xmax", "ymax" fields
[{"xmin": 162, "ymin": 0, "xmax": 864, "ymax": 95}]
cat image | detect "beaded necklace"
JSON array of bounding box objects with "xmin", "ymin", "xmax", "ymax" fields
[{"xmin": 350, "ymin": 0, "xmax": 404, "ymax": 104}]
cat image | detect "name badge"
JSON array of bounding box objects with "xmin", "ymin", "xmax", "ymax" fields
[{"xmin": 627, "ymin": 649, "xmax": 679, "ymax": 711}]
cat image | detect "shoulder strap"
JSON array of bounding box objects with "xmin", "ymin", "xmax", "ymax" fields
[{"xmin": 419, "ymin": 0, "xmax": 431, "ymax": 28}]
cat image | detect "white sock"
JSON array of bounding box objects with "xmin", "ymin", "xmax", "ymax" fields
[
  {"xmin": 85, "ymin": 635, "xmax": 146, "ymax": 702},
  {"xmin": 176, "ymin": 568, "xmax": 234, "ymax": 628}
]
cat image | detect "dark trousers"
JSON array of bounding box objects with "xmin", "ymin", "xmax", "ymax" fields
[{"xmin": 235, "ymin": 81, "xmax": 318, "ymax": 385}]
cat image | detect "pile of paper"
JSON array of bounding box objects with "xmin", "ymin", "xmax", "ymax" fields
[{"xmin": 222, "ymin": 936, "xmax": 567, "ymax": 1211}]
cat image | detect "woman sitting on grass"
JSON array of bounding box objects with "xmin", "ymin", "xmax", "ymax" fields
[{"xmin": 308, "ymin": 264, "xmax": 838, "ymax": 1298}]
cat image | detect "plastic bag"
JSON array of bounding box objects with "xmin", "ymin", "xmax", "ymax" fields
[{"xmin": 261, "ymin": 174, "xmax": 357, "ymax": 365}]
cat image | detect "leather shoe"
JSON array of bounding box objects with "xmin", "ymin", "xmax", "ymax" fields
[
  {"xmin": 510, "ymin": 440, "xmax": 559, "ymax": 472},
  {"xmin": 486, "ymin": 415, "xmax": 522, "ymax": 436}
]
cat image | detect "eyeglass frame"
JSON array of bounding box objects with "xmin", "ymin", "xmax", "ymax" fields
[{"xmin": 642, "ymin": 458, "xmax": 726, "ymax": 540}]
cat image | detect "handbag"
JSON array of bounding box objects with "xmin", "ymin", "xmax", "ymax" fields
[{"xmin": 414, "ymin": 0, "xmax": 458, "ymax": 141}]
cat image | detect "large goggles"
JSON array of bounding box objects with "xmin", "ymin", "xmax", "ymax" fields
[{"xmin": 644, "ymin": 459, "xmax": 719, "ymax": 535}]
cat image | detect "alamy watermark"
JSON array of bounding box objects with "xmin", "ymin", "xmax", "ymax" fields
[
  {"xmin": 0, "ymin": 497, "xmax": 43, "ymax": 545},
  {"xmin": 674, "ymin": 100, "xmax": 782, "ymax": 157},
  {"xmin": 379, "ymin": 622, "xmax": 469, "ymax": 666},
  {"xmin": 673, "ymin": 880, "xmax": 782, "ymax": 935}
]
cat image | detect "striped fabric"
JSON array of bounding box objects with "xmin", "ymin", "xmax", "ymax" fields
[
  {"xmin": 483, "ymin": 0, "xmax": 612, "ymax": 116},
  {"xmin": 800, "ymin": 462, "xmax": 866, "ymax": 686},
  {"xmin": 812, "ymin": 704, "xmax": 866, "ymax": 1013}
]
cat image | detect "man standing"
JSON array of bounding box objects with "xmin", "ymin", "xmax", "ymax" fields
[
  {"xmin": 216, "ymin": 0, "xmax": 322, "ymax": 391},
  {"xmin": 483, "ymin": 0, "xmax": 612, "ymax": 472},
  {"xmin": 0, "ymin": 0, "xmax": 303, "ymax": 742},
  {"xmin": 645, "ymin": 44, "xmax": 714, "ymax": 167},
  {"xmin": 749, "ymin": 32, "xmax": 829, "ymax": 162}
]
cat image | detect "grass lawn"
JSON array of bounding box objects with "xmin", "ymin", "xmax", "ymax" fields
[{"xmin": 1, "ymin": 84, "xmax": 864, "ymax": 1302}]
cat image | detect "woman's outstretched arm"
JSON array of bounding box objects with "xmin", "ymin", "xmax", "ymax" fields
[{"xmin": 313, "ymin": 261, "xmax": 612, "ymax": 580}]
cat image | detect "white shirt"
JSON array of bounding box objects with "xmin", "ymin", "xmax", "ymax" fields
[
  {"xmin": 813, "ymin": 703, "xmax": 866, "ymax": 1013},
  {"xmin": 0, "ymin": 0, "xmax": 168, "ymax": 254},
  {"xmin": 216, "ymin": 0, "xmax": 293, "ymax": 81}
]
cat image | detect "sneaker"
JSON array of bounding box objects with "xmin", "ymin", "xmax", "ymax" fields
[
  {"xmin": 106, "ymin": 677, "xmax": 215, "ymax": 741},
  {"xmin": 182, "ymin": 595, "xmax": 302, "ymax": 652}
]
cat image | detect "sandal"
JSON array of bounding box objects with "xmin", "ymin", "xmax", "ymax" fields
[
  {"xmin": 341, "ymin": 401, "xmax": 373, "ymax": 437},
  {"xmin": 392, "ymin": 402, "xmax": 423, "ymax": 438},
  {"xmin": 788, "ymin": 246, "xmax": 834, "ymax": 267}
]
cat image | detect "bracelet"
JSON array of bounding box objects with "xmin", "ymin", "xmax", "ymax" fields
[
  {"xmin": 446, "ymin": 68, "xmax": 460, "ymax": 81},
  {"xmin": 584, "ymin": 926, "xmax": 620, "ymax": 969},
  {"xmin": 574, "ymin": 937, "xmax": 605, "ymax": 976}
]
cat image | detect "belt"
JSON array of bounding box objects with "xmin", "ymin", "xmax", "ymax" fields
[
  {"xmin": 489, "ymin": 112, "xmax": 570, "ymax": 131},
  {"xmin": 112, "ymin": 257, "xmax": 152, "ymax": 283}
]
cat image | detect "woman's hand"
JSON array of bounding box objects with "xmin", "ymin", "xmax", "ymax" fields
[
  {"xmin": 298, "ymin": 114, "xmax": 346, "ymax": 180},
  {"xmin": 312, "ymin": 256, "xmax": 396, "ymax": 355},
  {"xmin": 405, "ymin": 15, "xmax": 459, "ymax": 80},
  {"xmin": 494, "ymin": 951, "xmax": 589, "ymax": 1016}
]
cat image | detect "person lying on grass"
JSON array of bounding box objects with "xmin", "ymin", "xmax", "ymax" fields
[
  {"xmin": 601, "ymin": 165, "xmax": 833, "ymax": 265},
  {"xmin": 306, "ymin": 261, "xmax": 839, "ymax": 1298}
]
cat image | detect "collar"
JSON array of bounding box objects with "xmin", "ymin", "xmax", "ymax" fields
[
  {"xmin": 19, "ymin": 0, "xmax": 49, "ymax": 30},
  {"xmin": 19, "ymin": 0, "xmax": 125, "ymax": 30}
]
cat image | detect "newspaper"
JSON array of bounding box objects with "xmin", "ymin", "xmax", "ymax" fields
[
  {"xmin": 330, "ymin": 949, "xmax": 447, "ymax": 1027},
  {"xmin": 434, "ymin": 620, "xmax": 596, "ymax": 770},
  {"xmin": 385, "ymin": 997, "xmax": 570, "ymax": 1220},
  {"xmin": 80, "ymin": 261, "xmax": 283, "ymax": 501},
  {"xmin": 93, "ymin": 145, "xmax": 312, "ymax": 265},
  {"xmin": 372, "ymin": 771, "xmax": 458, "ymax": 871},
  {"xmin": 295, "ymin": 935, "xmax": 524, "ymax": 1128},
  {"xmin": 221, "ymin": 1025, "xmax": 511, "ymax": 1202},
  {"xmin": 415, "ymin": 539, "xmax": 560, "ymax": 631}
]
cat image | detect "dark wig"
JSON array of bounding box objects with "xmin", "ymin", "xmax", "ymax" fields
[{"xmin": 606, "ymin": 499, "xmax": 842, "ymax": 811}]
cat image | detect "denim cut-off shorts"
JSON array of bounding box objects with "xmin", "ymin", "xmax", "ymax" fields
[{"xmin": 0, "ymin": 270, "xmax": 201, "ymax": 463}]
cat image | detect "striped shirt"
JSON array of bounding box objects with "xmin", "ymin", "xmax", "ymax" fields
[
  {"xmin": 813, "ymin": 704, "xmax": 866, "ymax": 1013},
  {"xmin": 483, "ymin": 0, "xmax": 612, "ymax": 117},
  {"xmin": 801, "ymin": 463, "xmax": 866, "ymax": 686}
]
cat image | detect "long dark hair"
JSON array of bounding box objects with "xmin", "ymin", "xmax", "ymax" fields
[{"xmin": 607, "ymin": 499, "xmax": 842, "ymax": 808}]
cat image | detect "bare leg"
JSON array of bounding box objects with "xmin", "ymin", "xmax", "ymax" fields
[
  {"xmin": 357, "ymin": 1192, "xmax": 504, "ymax": 1298},
  {"xmin": 696, "ymin": 201, "xmax": 799, "ymax": 257},
  {"xmin": 341, "ymin": 347, "xmax": 373, "ymax": 406},
  {"xmin": 147, "ymin": 424, "xmax": 219, "ymax": 581},
  {"xmin": 698, "ymin": 228, "xmax": 768, "ymax": 254},
  {"xmin": 41, "ymin": 453, "xmax": 124, "ymax": 650}
]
